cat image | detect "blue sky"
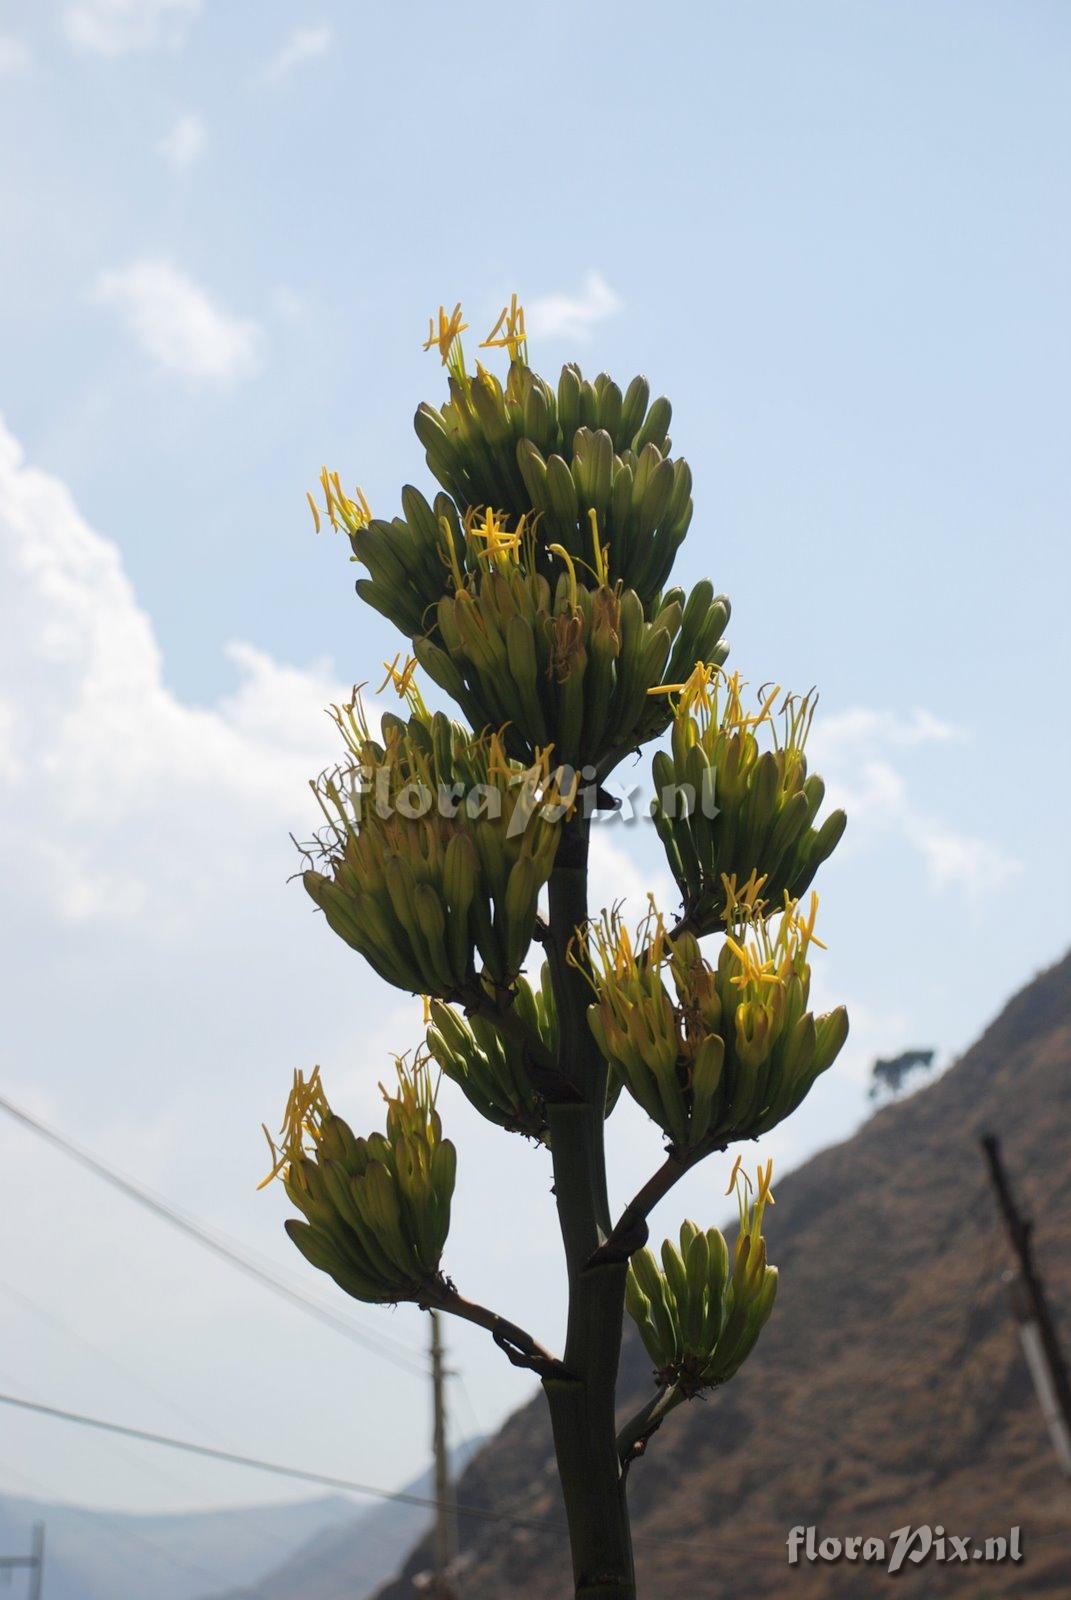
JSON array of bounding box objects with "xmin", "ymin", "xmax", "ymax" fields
[{"xmin": 0, "ymin": 0, "xmax": 1068, "ymax": 1531}]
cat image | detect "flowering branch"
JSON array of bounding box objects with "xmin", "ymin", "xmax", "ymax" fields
[{"xmin": 424, "ymin": 1283, "xmax": 566, "ymax": 1379}]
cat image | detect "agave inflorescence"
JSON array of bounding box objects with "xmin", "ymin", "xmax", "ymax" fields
[
  {"xmin": 581, "ymin": 884, "xmax": 848, "ymax": 1154},
  {"xmin": 426, "ymin": 962, "xmax": 623, "ymax": 1142},
  {"xmin": 650, "ymin": 664, "xmax": 847, "ymax": 932},
  {"xmin": 626, "ymin": 1160, "xmax": 779, "ymax": 1393},
  {"xmin": 308, "ymin": 301, "xmax": 730, "ymax": 773},
  {"xmin": 302, "ymin": 665, "xmax": 573, "ymax": 996},
  {"xmin": 425, "ymin": 966, "xmax": 557, "ymax": 1142},
  {"xmin": 261, "ymin": 1058, "xmax": 456, "ymax": 1305},
  {"xmin": 271, "ymin": 296, "xmax": 851, "ymax": 1600}
]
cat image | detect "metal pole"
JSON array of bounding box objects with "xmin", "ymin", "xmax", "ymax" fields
[
  {"xmin": 429, "ymin": 1311, "xmax": 456, "ymax": 1598},
  {"xmin": 981, "ymin": 1133, "xmax": 1071, "ymax": 1477}
]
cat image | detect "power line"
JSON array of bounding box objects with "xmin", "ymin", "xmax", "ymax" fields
[
  {"xmin": 0, "ymin": 1091, "xmax": 429, "ymax": 1378},
  {"xmin": 0, "ymin": 1390, "xmax": 757, "ymax": 1555},
  {"xmin": 0, "ymin": 1389, "xmax": 558, "ymax": 1530},
  {"xmin": 4, "ymin": 1389, "xmax": 1069, "ymax": 1562}
]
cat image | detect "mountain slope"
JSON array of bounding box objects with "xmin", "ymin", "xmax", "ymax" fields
[
  {"xmin": 373, "ymin": 950, "xmax": 1071, "ymax": 1598},
  {"xmin": 0, "ymin": 1492, "xmax": 353, "ymax": 1600},
  {"xmin": 200, "ymin": 1438, "xmax": 481, "ymax": 1600}
]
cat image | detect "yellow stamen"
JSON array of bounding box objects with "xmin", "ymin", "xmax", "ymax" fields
[
  {"xmin": 376, "ymin": 654, "xmax": 424, "ymax": 716},
  {"xmin": 548, "ymin": 543, "xmax": 580, "ymax": 614},
  {"xmin": 721, "ymin": 869, "xmax": 768, "ymax": 925},
  {"xmin": 258, "ymin": 1066, "xmax": 331, "ymax": 1189},
  {"xmin": 437, "ymin": 514, "xmax": 465, "ymax": 592},
  {"xmin": 646, "ymin": 660, "xmax": 718, "ymax": 705},
  {"xmin": 315, "ymin": 467, "xmax": 371, "ymax": 536},
  {"xmin": 480, "ymin": 293, "xmax": 528, "ymax": 362},
  {"xmin": 466, "ymin": 506, "xmax": 523, "ymax": 566},
  {"xmin": 423, "ymin": 302, "xmax": 468, "ymax": 367},
  {"xmin": 587, "ymin": 508, "xmax": 610, "ymax": 587},
  {"xmin": 306, "ymin": 490, "xmax": 321, "ymax": 534}
]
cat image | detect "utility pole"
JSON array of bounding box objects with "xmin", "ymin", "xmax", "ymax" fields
[
  {"xmin": 981, "ymin": 1133, "xmax": 1071, "ymax": 1477},
  {"xmin": 430, "ymin": 1311, "xmax": 457, "ymax": 1599},
  {"xmin": 0, "ymin": 1521, "xmax": 45, "ymax": 1598}
]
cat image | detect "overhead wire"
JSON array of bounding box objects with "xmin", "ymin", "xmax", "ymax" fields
[{"xmin": 0, "ymin": 1091, "xmax": 430, "ymax": 1377}]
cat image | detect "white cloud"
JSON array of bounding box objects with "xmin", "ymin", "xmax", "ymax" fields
[
  {"xmin": 809, "ymin": 706, "xmax": 1019, "ymax": 904},
  {"xmin": 526, "ymin": 272, "xmax": 623, "ymax": 342},
  {"xmin": 0, "ymin": 417, "xmax": 343, "ymax": 924},
  {"xmin": 811, "ymin": 705, "xmax": 963, "ymax": 757},
  {"xmin": 260, "ymin": 23, "xmax": 332, "ymax": 85},
  {"xmin": 158, "ymin": 112, "xmax": 207, "ymax": 172},
  {"xmin": 0, "ymin": 34, "xmax": 31, "ymax": 73},
  {"xmin": 64, "ymin": 0, "xmax": 202, "ymax": 56},
  {"xmin": 90, "ymin": 258, "xmax": 265, "ymax": 384},
  {"xmin": 914, "ymin": 820, "xmax": 1019, "ymax": 899},
  {"xmin": 0, "ymin": 419, "xmax": 550, "ymax": 1513}
]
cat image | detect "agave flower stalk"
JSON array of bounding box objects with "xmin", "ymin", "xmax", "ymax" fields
[{"xmin": 269, "ymin": 299, "xmax": 850, "ymax": 1600}]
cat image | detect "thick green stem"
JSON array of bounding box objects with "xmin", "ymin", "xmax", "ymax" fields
[{"xmin": 542, "ymin": 816, "xmax": 636, "ymax": 1600}]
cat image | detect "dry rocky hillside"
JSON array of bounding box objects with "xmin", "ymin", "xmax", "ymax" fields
[{"xmin": 373, "ymin": 951, "xmax": 1071, "ymax": 1598}]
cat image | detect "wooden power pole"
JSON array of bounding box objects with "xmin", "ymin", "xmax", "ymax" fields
[
  {"xmin": 430, "ymin": 1310, "xmax": 457, "ymax": 1598},
  {"xmin": 981, "ymin": 1132, "xmax": 1071, "ymax": 1477}
]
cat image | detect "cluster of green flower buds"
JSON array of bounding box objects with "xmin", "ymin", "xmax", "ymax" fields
[
  {"xmin": 425, "ymin": 966, "xmax": 557, "ymax": 1142},
  {"xmin": 650, "ymin": 666, "xmax": 847, "ymax": 932},
  {"xmin": 307, "ymin": 301, "xmax": 729, "ymax": 772},
  {"xmin": 408, "ymin": 297, "xmax": 693, "ymax": 608},
  {"xmin": 302, "ymin": 669, "xmax": 573, "ymax": 996},
  {"xmin": 415, "ymin": 510, "xmax": 729, "ymax": 770},
  {"xmin": 626, "ymin": 1161, "xmax": 778, "ymax": 1393},
  {"xmin": 582, "ymin": 889, "xmax": 848, "ymax": 1153},
  {"xmin": 262, "ymin": 1059, "xmax": 455, "ymax": 1306},
  {"xmin": 425, "ymin": 964, "xmax": 622, "ymax": 1141}
]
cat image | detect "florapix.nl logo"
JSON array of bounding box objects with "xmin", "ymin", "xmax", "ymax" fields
[{"xmin": 787, "ymin": 1524, "xmax": 1022, "ymax": 1575}]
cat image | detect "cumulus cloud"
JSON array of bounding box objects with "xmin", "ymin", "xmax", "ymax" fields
[
  {"xmin": 809, "ymin": 705, "xmax": 1019, "ymax": 904},
  {"xmin": 90, "ymin": 258, "xmax": 265, "ymax": 383},
  {"xmin": 526, "ymin": 272, "xmax": 623, "ymax": 342},
  {"xmin": 0, "ymin": 34, "xmax": 30, "ymax": 73},
  {"xmin": 260, "ymin": 23, "xmax": 332, "ymax": 85},
  {"xmin": 0, "ymin": 417, "xmax": 342, "ymax": 924},
  {"xmin": 64, "ymin": 0, "xmax": 202, "ymax": 55},
  {"xmin": 158, "ymin": 112, "xmax": 207, "ymax": 172}
]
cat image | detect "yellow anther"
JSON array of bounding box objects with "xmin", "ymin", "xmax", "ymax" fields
[
  {"xmin": 423, "ymin": 302, "xmax": 468, "ymax": 367},
  {"xmin": 466, "ymin": 506, "xmax": 523, "ymax": 566},
  {"xmin": 647, "ymin": 660, "xmax": 718, "ymax": 705},
  {"xmin": 721, "ymin": 869, "xmax": 768, "ymax": 926},
  {"xmin": 258, "ymin": 1066, "xmax": 331, "ymax": 1189},
  {"xmin": 306, "ymin": 490, "xmax": 321, "ymax": 534},
  {"xmin": 376, "ymin": 653, "xmax": 420, "ymax": 701},
  {"xmin": 314, "ymin": 467, "xmax": 371, "ymax": 536},
  {"xmin": 480, "ymin": 293, "xmax": 528, "ymax": 362}
]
